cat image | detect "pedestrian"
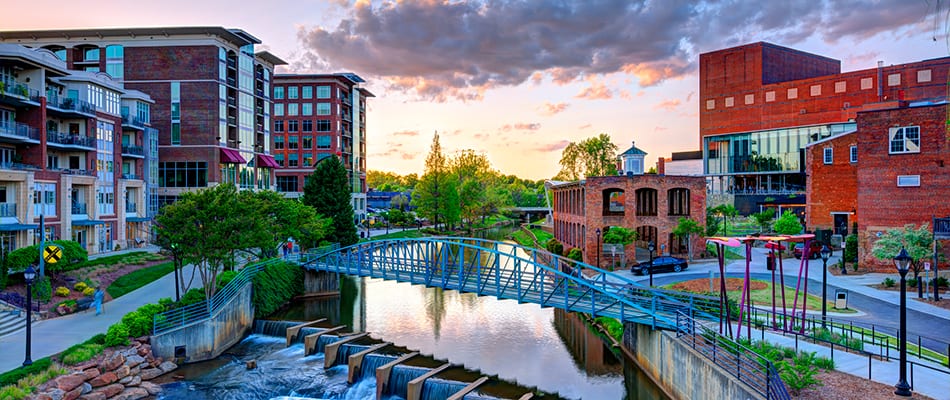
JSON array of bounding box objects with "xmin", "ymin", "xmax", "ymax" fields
[
  {"xmin": 285, "ymin": 241, "xmax": 293, "ymax": 259},
  {"xmin": 93, "ymin": 287, "xmax": 104, "ymax": 316}
]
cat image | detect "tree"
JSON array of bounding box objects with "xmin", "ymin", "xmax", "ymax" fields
[
  {"xmin": 413, "ymin": 132, "xmax": 450, "ymax": 230},
  {"xmin": 673, "ymin": 217, "xmax": 705, "ymax": 261},
  {"xmin": 302, "ymin": 156, "xmax": 359, "ymax": 247},
  {"xmin": 751, "ymin": 209, "xmax": 775, "ymax": 233},
  {"xmin": 555, "ymin": 133, "xmax": 619, "ymax": 180},
  {"xmin": 871, "ymin": 224, "xmax": 933, "ymax": 298},
  {"xmin": 450, "ymin": 150, "xmax": 491, "ymax": 229},
  {"xmin": 602, "ymin": 226, "xmax": 637, "ymax": 245},
  {"xmin": 773, "ymin": 210, "xmax": 803, "ymax": 235},
  {"xmin": 709, "ymin": 204, "xmax": 738, "ymax": 235}
]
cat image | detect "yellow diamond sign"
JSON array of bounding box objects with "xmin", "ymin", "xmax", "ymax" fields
[{"xmin": 43, "ymin": 245, "xmax": 62, "ymax": 264}]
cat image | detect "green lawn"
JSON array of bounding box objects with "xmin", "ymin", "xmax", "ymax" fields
[
  {"xmin": 666, "ymin": 278, "xmax": 854, "ymax": 313},
  {"xmin": 511, "ymin": 226, "xmax": 553, "ymax": 247},
  {"xmin": 106, "ymin": 261, "xmax": 175, "ymax": 298}
]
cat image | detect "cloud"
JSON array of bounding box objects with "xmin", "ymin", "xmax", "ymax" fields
[
  {"xmin": 575, "ymin": 79, "xmax": 612, "ymax": 100},
  {"xmin": 538, "ymin": 102, "xmax": 569, "ymax": 116},
  {"xmin": 578, "ymin": 123, "xmax": 592, "ymax": 129},
  {"xmin": 294, "ymin": 0, "xmax": 937, "ymax": 100},
  {"xmin": 535, "ymin": 140, "xmax": 571, "ymax": 153},
  {"xmin": 654, "ymin": 99, "xmax": 681, "ymax": 111},
  {"xmin": 501, "ymin": 122, "xmax": 542, "ymax": 131},
  {"xmin": 392, "ymin": 130, "xmax": 419, "ymax": 137}
]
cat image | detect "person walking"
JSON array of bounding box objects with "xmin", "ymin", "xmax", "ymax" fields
[{"xmin": 93, "ymin": 287, "xmax": 104, "ymax": 316}]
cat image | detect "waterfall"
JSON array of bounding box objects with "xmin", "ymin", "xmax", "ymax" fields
[
  {"xmin": 334, "ymin": 344, "xmax": 370, "ymax": 366},
  {"xmin": 359, "ymin": 354, "xmax": 398, "ymax": 380},
  {"xmin": 421, "ymin": 378, "xmax": 467, "ymax": 400},
  {"xmin": 252, "ymin": 320, "xmax": 298, "ymax": 336},
  {"xmin": 315, "ymin": 334, "xmax": 340, "ymax": 354},
  {"xmin": 340, "ymin": 377, "xmax": 377, "ymax": 400},
  {"xmin": 385, "ymin": 365, "xmax": 429, "ymax": 396}
]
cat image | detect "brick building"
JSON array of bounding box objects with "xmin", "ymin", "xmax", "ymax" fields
[
  {"xmin": 548, "ymin": 174, "xmax": 706, "ymax": 268},
  {"xmin": 806, "ymin": 102, "xmax": 950, "ymax": 267},
  {"xmin": 271, "ymin": 74, "xmax": 373, "ymax": 223},
  {"xmin": 700, "ymin": 42, "xmax": 949, "ymax": 215},
  {"xmin": 1, "ymin": 44, "xmax": 156, "ymax": 255},
  {"xmin": 1, "ymin": 27, "xmax": 286, "ymax": 206}
]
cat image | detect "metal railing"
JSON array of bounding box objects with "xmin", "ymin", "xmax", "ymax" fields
[
  {"xmin": 121, "ymin": 173, "xmax": 141, "ymax": 180},
  {"xmin": 0, "ymin": 161, "xmax": 40, "ymax": 171},
  {"xmin": 0, "ymin": 202, "xmax": 14, "ymax": 217},
  {"xmin": 46, "ymin": 131, "xmax": 96, "ymax": 148},
  {"xmin": 121, "ymin": 114, "xmax": 148, "ymax": 128},
  {"xmin": 125, "ymin": 202, "xmax": 137, "ymax": 213},
  {"xmin": 48, "ymin": 96, "xmax": 96, "ymax": 114},
  {"xmin": 0, "ymin": 121, "xmax": 40, "ymax": 141},
  {"xmin": 121, "ymin": 145, "xmax": 144, "ymax": 156},
  {"xmin": 676, "ymin": 311, "xmax": 791, "ymax": 400},
  {"xmin": 0, "ymin": 80, "xmax": 40, "ymax": 102},
  {"xmin": 71, "ymin": 203, "xmax": 87, "ymax": 215}
]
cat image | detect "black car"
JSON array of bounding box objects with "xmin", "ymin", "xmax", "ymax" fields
[{"xmin": 636, "ymin": 256, "xmax": 688, "ymax": 275}]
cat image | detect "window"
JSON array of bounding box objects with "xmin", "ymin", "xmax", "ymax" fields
[
  {"xmin": 667, "ymin": 188, "xmax": 690, "ymax": 216},
  {"xmin": 823, "ymin": 147, "xmax": 833, "ymax": 164},
  {"xmin": 171, "ymin": 123, "xmax": 181, "ymax": 145},
  {"xmin": 84, "ymin": 48, "xmax": 99, "ymax": 61},
  {"xmin": 274, "ymin": 154, "xmax": 284, "ymax": 166},
  {"xmin": 725, "ymin": 97, "xmax": 734, "ymax": 107},
  {"xmin": 288, "ymin": 86, "xmax": 298, "ymax": 99},
  {"xmin": 744, "ymin": 94, "xmax": 754, "ymax": 105},
  {"xmin": 302, "ymin": 120, "xmax": 313, "ymax": 132},
  {"xmin": 274, "ymin": 86, "xmax": 284, "ymax": 99},
  {"xmin": 861, "ymin": 77, "xmax": 873, "ymax": 90},
  {"xmin": 889, "ymin": 126, "xmax": 920, "ymax": 154},
  {"xmin": 850, "ymin": 145, "xmax": 857, "ymax": 163},
  {"xmin": 887, "ymin": 73, "xmax": 900, "ymax": 86},
  {"xmin": 317, "ymin": 86, "xmax": 331, "ymax": 99},
  {"xmin": 302, "ymin": 103, "xmax": 313, "ymax": 116},
  {"xmin": 33, "ymin": 182, "xmax": 57, "ymax": 217},
  {"xmin": 288, "ymin": 103, "xmax": 298, "ymax": 116},
  {"xmin": 277, "ymin": 176, "xmax": 298, "ymax": 192},
  {"xmin": 274, "ymin": 136, "xmax": 284, "ymax": 149},
  {"xmin": 274, "ymin": 120, "xmax": 284, "ymax": 132},
  {"xmin": 810, "ymin": 85, "xmax": 821, "ymax": 96},
  {"xmin": 171, "ymin": 82, "xmax": 181, "ymax": 146},
  {"xmin": 302, "ymin": 135, "xmax": 313, "ymax": 149},
  {"xmin": 787, "ymin": 88, "xmax": 798, "ymax": 99},
  {"xmin": 302, "ymin": 86, "xmax": 313, "ymax": 99},
  {"xmin": 835, "ymin": 81, "xmax": 846, "ymax": 93},
  {"xmin": 897, "ymin": 175, "xmax": 920, "ymax": 187},
  {"xmin": 705, "ymin": 99, "xmax": 715, "ymax": 110},
  {"xmin": 635, "ymin": 188, "xmax": 657, "ymax": 216},
  {"xmin": 317, "ymin": 136, "xmax": 331, "ymax": 149},
  {"xmin": 602, "ymin": 189, "xmax": 625, "ymax": 216},
  {"xmin": 158, "ymin": 161, "xmax": 208, "ymax": 187},
  {"xmin": 304, "ymin": 154, "xmax": 312, "ymax": 166},
  {"xmin": 317, "ymin": 103, "xmax": 331, "ymax": 115},
  {"xmin": 765, "ymin": 91, "xmax": 775, "ymax": 102},
  {"xmin": 288, "ymin": 120, "xmax": 299, "ymax": 132},
  {"xmin": 274, "ymin": 104, "xmax": 284, "ymax": 116},
  {"xmin": 289, "ymin": 136, "xmax": 299, "ymax": 149},
  {"xmin": 47, "ymin": 155, "xmax": 59, "ymax": 169},
  {"xmin": 96, "ymin": 185, "xmax": 114, "ymax": 216},
  {"xmin": 288, "ymin": 154, "xmax": 298, "ymax": 167},
  {"xmin": 918, "ymin": 69, "xmax": 932, "ymax": 83},
  {"xmin": 317, "ymin": 120, "xmax": 331, "ymax": 132}
]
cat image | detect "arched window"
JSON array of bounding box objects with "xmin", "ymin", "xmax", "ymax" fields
[
  {"xmin": 667, "ymin": 188, "xmax": 690, "ymax": 216},
  {"xmin": 602, "ymin": 188, "xmax": 625, "ymax": 216},
  {"xmin": 635, "ymin": 188, "xmax": 657, "ymax": 216}
]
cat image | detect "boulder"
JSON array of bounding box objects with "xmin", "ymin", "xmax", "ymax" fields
[
  {"xmin": 129, "ymin": 365, "xmax": 141, "ymax": 377},
  {"xmin": 73, "ymin": 360, "xmax": 98, "ymax": 371},
  {"xmin": 78, "ymin": 392, "xmax": 107, "ymax": 400},
  {"xmin": 44, "ymin": 388, "xmax": 65, "ymax": 400},
  {"xmin": 88, "ymin": 371, "xmax": 117, "ymax": 387},
  {"xmin": 81, "ymin": 367, "xmax": 101, "ymax": 381},
  {"xmin": 139, "ymin": 381, "xmax": 162, "ymax": 396},
  {"xmin": 63, "ymin": 385, "xmax": 83, "ymax": 400},
  {"xmin": 125, "ymin": 375, "xmax": 142, "ymax": 386},
  {"xmin": 112, "ymin": 387, "xmax": 149, "ymax": 400},
  {"xmin": 81, "ymin": 382, "xmax": 92, "ymax": 394},
  {"xmin": 157, "ymin": 361, "xmax": 178, "ymax": 373},
  {"xmin": 138, "ymin": 368, "xmax": 164, "ymax": 381},
  {"xmin": 96, "ymin": 383, "xmax": 125, "ymax": 398},
  {"xmin": 136, "ymin": 345, "xmax": 151, "ymax": 357},
  {"xmin": 124, "ymin": 354, "xmax": 146, "ymax": 369},
  {"xmin": 33, "ymin": 393, "xmax": 55, "ymax": 400},
  {"xmin": 53, "ymin": 373, "xmax": 86, "ymax": 392},
  {"xmin": 114, "ymin": 365, "xmax": 131, "ymax": 380},
  {"xmin": 100, "ymin": 353, "xmax": 126, "ymax": 372}
]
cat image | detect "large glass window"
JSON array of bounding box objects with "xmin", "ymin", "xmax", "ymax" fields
[
  {"xmin": 84, "ymin": 48, "xmax": 99, "ymax": 61},
  {"xmin": 288, "ymin": 120, "xmax": 298, "ymax": 132},
  {"xmin": 171, "ymin": 123, "xmax": 181, "ymax": 145},
  {"xmin": 277, "ymin": 176, "xmax": 298, "ymax": 192},
  {"xmin": 288, "ymin": 86, "xmax": 298, "ymax": 99},
  {"xmin": 317, "ymin": 136, "xmax": 331, "ymax": 149},
  {"xmin": 288, "ymin": 103, "xmax": 298, "ymax": 116},
  {"xmin": 289, "ymin": 136, "xmax": 299, "ymax": 149},
  {"xmin": 273, "ymin": 86, "xmax": 284, "ymax": 99},
  {"xmin": 302, "ymin": 103, "xmax": 312, "ymax": 116},
  {"xmin": 274, "ymin": 104, "xmax": 284, "ymax": 116},
  {"xmin": 274, "ymin": 135, "xmax": 284, "ymax": 149},
  {"xmin": 158, "ymin": 161, "xmax": 208, "ymax": 187},
  {"xmin": 274, "ymin": 120, "xmax": 284, "ymax": 132},
  {"xmin": 33, "ymin": 182, "xmax": 56, "ymax": 217},
  {"xmin": 317, "ymin": 86, "xmax": 331, "ymax": 99},
  {"xmin": 317, "ymin": 103, "xmax": 331, "ymax": 115},
  {"xmin": 302, "ymin": 135, "xmax": 313, "ymax": 149},
  {"xmin": 889, "ymin": 126, "xmax": 920, "ymax": 154},
  {"xmin": 317, "ymin": 120, "xmax": 331, "ymax": 132},
  {"xmin": 302, "ymin": 86, "xmax": 313, "ymax": 99},
  {"xmin": 288, "ymin": 154, "xmax": 298, "ymax": 167},
  {"xmin": 302, "ymin": 120, "xmax": 313, "ymax": 132}
]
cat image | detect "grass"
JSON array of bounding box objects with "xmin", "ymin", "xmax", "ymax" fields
[
  {"xmin": 106, "ymin": 261, "xmax": 175, "ymax": 298},
  {"xmin": 666, "ymin": 278, "xmax": 851, "ymax": 313},
  {"xmin": 69, "ymin": 251, "xmax": 167, "ymax": 272},
  {"xmin": 0, "ymin": 357, "xmax": 68, "ymax": 400},
  {"xmin": 706, "ymin": 243, "xmax": 745, "ymax": 260},
  {"xmin": 362, "ymin": 229, "xmax": 427, "ymax": 242},
  {"xmin": 510, "ymin": 226, "xmax": 553, "ymax": 248}
]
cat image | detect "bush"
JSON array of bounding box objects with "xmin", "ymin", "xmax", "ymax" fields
[
  {"xmin": 82, "ymin": 287, "xmax": 95, "ymax": 296},
  {"xmin": 217, "ymin": 270, "xmax": 239, "ymax": 288},
  {"xmin": 844, "ymin": 234, "xmax": 858, "ymax": 263},
  {"xmin": 813, "ymin": 356, "xmax": 835, "ymax": 370},
  {"xmin": 61, "ymin": 342, "xmax": 105, "ymax": 365},
  {"xmin": 566, "ymin": 248, "xmax": 583, "ymax": 263},
  {"xmin": 907, "ymin": 278, "xmax": 917, "ymax": 288},
  {"xmin": 104, "ymin": 323, "xmax": 130, "ymax": 347},
  {"xmin": 938, "ymin": 277, "xmax": 949, "ymax": 288},
  {"xmin": 54, "ymin": 286, "xmax": 70, "ymax": 297},
  {"xmin": 0, "ymin": 358, "xmax": 51, "ymax": 386},
  {"xmin": 545, "ymin": 238, "xmax": 564, "ymax": 256},
  {"xmin": 74, "ymin": 282, "xmax": 88, "ymax": 292},
  {"xmin": 252, "ymin": 261, "xmax": 304, "ymax": 318},
  {"xmin": 121, "ymin": 303, "xmax": 166, "ymax": 338},
  {"xmin": 34, "ymin": 276, "xmax": 52, "ymax": 302},
  {"xmin": 779, "ymin": 352, "xmax": 823, "ymax": 395},
  {"xmin": 4, "ymin": 240, "xmax": 88, "ymax": 274},
  {"xmin": 883, "ymin": 277, "xmax": 896, "ymax": 288}
]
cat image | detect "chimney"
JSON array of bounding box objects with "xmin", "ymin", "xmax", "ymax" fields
[{"xmin": 657, "ymin": 157, "xmax": 666, "ymax": 175}]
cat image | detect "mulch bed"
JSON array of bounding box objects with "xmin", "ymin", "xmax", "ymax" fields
[
  {"xmin": 796, "ymin": 370, "xmax": 935, "ymax": 400},
  {"xmin": 671, "ymin": 277, "xmax": 767, "ymax": 293}
]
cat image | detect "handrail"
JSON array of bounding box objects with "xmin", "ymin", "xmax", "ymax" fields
[{"xmin": 675, "ymin": 311, "xmax": 791, "ymax": 400}]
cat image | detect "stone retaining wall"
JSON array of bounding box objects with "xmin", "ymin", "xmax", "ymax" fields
[{"xmin": 30, "ymin": 339, "xmax": 178, "ymax": 400}]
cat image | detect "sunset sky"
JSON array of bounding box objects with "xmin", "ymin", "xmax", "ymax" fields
[{"xmin": 2, "ymin": 0, "xmax": 946, "ymax": 179}]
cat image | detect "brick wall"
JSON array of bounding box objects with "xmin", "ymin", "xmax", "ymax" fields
[{"xmin": 805, "ymin": 133, "xmax": 857, "ymax": 233}]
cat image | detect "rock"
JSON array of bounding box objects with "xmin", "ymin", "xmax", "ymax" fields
[
  {"xmin": 129, "ymin": 366, "xmax": 141, "ymax": 377},
  {"xmin": 125, "ymin": 376, "xmax": 142, "ymax": 386},
  {"xmin": 124, "ymin": 354, "xmax": 146, "ymax": 369},
  {"xmin": 100, "ymin": 354, "xmax": 126, "ymax": 372},
  {"xmin": 138, "ymin": 368, "xmax": 164, "ymax": 381},
  {"xmin": 136, "ymin": 345, "xmax": 151, "ymax": 357},
  {"xmin": 53, "ymin": 374, "xmax": 86, "ymax": 392},
  {"xmin": 81, "ymin": 382, "xmax": 92, "ymax": 394},
  {"xmin": 88, "ymin": 371, "xmax": 117, "ymax": 387},
  {"xmin": 246, "ymin": 360, "xmax": 257, "ymax": 369},
  {"xmin": 46, "ymin": 388, "xmax": 65, "ymax": 400},
  {"xmin": 33, "ymin": 393, "xmax": 54, "ymax": 400},
  {"xmin": 78, "ymin": 392, "xmax": 107, "ymax": 400},
  {"xmin": 81, "ymin": 367, "xmax": 100, "ymax": 381},
  {"xmin": 139, "ymin": 381, "xmax": 162, "ymax": 396},
  {"xmin": 157, "ymin": 361, "xmax": 178, "ymax": 373},
  {"xmin": 112, "ymin": 387, "xmax": 149, "ymax": 400},
  {"xmin": 119, "ymin": 375, "xmax": 133, "ymax": 385},
  {"xmin": 73, "ymin": 360, "xmax": 98, "ymax": 371},
  {"xmin": 63, "ymin": 385, "xmax": 83, "ymax": 400},
  {"xmin": 114, "ymin": 365, "xmax": 131, "ymax": 380},
  {"xmin": 96, "ymin": 383, "xmax": 125, "ymax": 398}
]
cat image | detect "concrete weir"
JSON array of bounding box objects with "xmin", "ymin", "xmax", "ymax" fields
[
  {"xmin": 303, "ymin": 325, "xmax": 346, "ymax": 356},
  {"xmin": 324, "ymin": 333, "xmax": 369, "ymax": 368},
  {"xmin": 347, "ymin": 343, "xmax": 390, "ymax": 384},
  {"xmin": 446, "ymin": 376, "xmax": 489, "ymax": 400},
  {"xmin": 285, "ymin": 318, "xmax": 326, "ymax": 346},
  {"xmin": 376, "ymin": 352, "xmax": 419, "ymax": 399},
  {"xmin": 406, "ymin": 363, "xmax": 451, "ymax": 400}
]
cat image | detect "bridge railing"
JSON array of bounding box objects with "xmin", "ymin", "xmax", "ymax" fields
[{"xmin": 675, "ymin": 311, "xmax": 791, "ymax": 400}]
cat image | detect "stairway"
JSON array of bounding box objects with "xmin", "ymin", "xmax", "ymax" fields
[{"xmin": 0, "ymin": 309, "xmax": 24, "ymax": 338}]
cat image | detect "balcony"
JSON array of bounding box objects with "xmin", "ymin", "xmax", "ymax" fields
[
  {"xmin": 227, "ymin": 96, "xmax": 236, "ymax": 108},
  {"xmin": 226, "ymin": 58, "xmax": 236, "ymax": 69},
  {"xmin": 341, "ymin": 128, "xmax": 352, "ymax": 138},
  {"xmin": 47, "ymin": 97, "xmax": 96, "ymax": 117},
  {"xmin": 0, "ymin": 202, "xmax": 15, "ymax": 217},
  {"xmin": 46, "ymin": 131, "xmax": 96, "ymax": 150},
  {"xmin": 341, "ymin": 95, "xmax": 351, "ymax": 106},
  {"xmin": 121, "ymin": 173, "xmax": 141, "ymax": 180},
  {"xmin": 0, "ymin": 161, "xmax": 39, "ymax": 171},
  {"xmin": 0, "ymin": 80, "xmax": 41, "ymax": 106},
  {"xmin": 341, "ymin": 113, "xmax": 352, "ymax": 122},
  {"xmin": 125, "ymin": 202, "xmax": 137, "ymax": 213},
  {"xmin": 227, "ymin": 116, "xmax": 237, "ymax": 126},
  {"xmin": 71, "ymin": 203, "xmax": 87, "ymax": 215},
  {"xmin": 121, "ymin": 114, "xmax": 147, "ymax": 129},
  {"xmin": 121, "ymin": 145, "xmax": 145, "ymax": 158},
  {"xmin": 0, "ymin": 121, "xmax": 40, "ymax": 144},
  {"xmin": 226, "ymin": 76, "xmax": 236, "ymax": 87}
]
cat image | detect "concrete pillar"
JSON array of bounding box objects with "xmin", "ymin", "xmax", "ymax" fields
[{"xmin": 305, "ymin": 269, "xmax": 339, "ymax": 294}]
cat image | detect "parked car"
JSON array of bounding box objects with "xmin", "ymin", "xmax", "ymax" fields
[
  {"xmin": 636, "ymin": 256, "xmax": 688, "ymax": 275},
  {"xmin": 793, "ymin": 242, "xmax": 825, "ymax": 259}
]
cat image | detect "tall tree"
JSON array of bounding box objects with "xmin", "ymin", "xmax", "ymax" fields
[
  {"xmin": 673, "ymin": 217, "xmax": 705, "ymax": 261},
  {"xmin": 773, "ymin": 210, "xmax": 803, "ymax": 235},
  {"xmin": 450, "ymin": 150, "xmax": 491, "ymax": 228},
  {"xmin": 871, "ymin": 224, "xmax": 934, "ymax": 298},
  {"xmin": 555, "ymin": 133, "xmax": 619, "ymax": 180},
  {"xmin": 412, "ymin": 132, "xmax": 449, "ymax": 230},
  {"xmin": 303, "ymin": 156, "xmax": 359, "ymax": 246}
]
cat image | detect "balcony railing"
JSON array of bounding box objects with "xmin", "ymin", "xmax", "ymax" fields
[
  {"xmin": 226, "ymin": 77, "xmax": 236, "ymax": 87},
  {"xmin": 0, "ymin": 121, "xmax": 40, "ymax": 141},
  {"xmin": 0, "ymin": 162, "xmax": 39, "ymax": 171},
  {"xmin": 0, "ymin": 202, "xmax": 15, "ymax": 217},
  {"xmin": 121, "ymin": 145, "xmax": 144, "ymax": 156},
  {"xmin": 121, "ymin": 114, "xmax": 148, "ymax": 128},
  {"xmin": 71, "ymin": 203, "xmax": 87, "ymax": 215},
  {"xmin": 227, "ymin": 96, "xmax": 236, "ymax": 107},
  {"xmin": 227, "ymin": 116, "xmax": 236, "ymax": 126},
  {"xmin": 60, "ymin": 168, "xmax": 96, "ymax": 177},
  {"xmin": 341, "ymin": 96, "xmax": 352, "ymax": 106},
  {"xmin": 46, "ymin": 131, "xmax": 96, "ymax": 148},
  {"xmin": 48, "ymin": 96, "xmax": 96, "ymax": 115},
  {"xmin": 341, "ymin": 113, "xmax": 352, "ymax": 122},
  {"xmin": 122, "ymin": 173, "xmax": 141, "ymax": 180},
  {"xmin": 0, "ymin": 80, "xmax": 41, "ymax": 102},
  {"xmin": 126, "ymin": 202, "xmax": 138, "ymax": 213}
]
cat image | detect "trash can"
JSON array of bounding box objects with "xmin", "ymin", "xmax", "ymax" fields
[
  {"xmin": 834, "ymin": 289, "xmax": 849, "ymax": 309},
  {"xmin": 766, "ymin": 254, "xmax": 775, "ymax": 271}
]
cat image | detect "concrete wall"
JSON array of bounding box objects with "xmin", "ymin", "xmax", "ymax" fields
[
  {"xmin": 151, "ymin": 283, "xmax": 254, "ymax": 363},
  {"xmin": 305, "ymin": 269, "xmax": 339, "ymax": 294},
  {"xmin": 623, "ymin": 322, "xmax": 763, "ymax": 400}
]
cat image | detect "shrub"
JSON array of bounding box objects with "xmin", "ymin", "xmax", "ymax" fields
[
  {"xmin": 61, "ymin": 343, "xmax": 105, "ymax": 365},
  {"xmin": 82, "ymin": 287, "xmax": 95, "ymax": 296},
  {"xmin": 0, "ymin": 357, "xmax": 51, "ymax": 386},
  {"xmin": 843, "ymin": 234, "xmax": 858, "ymax": 263},
  {"xmin": 883, "ymin": 277, "xmax": 896, "ymax": 288},
  {"xmin": 121, "ymin": 303, "xmax": 166, "ymax": 338},
  {"xmin": 54, "ymin": 286, "xmax": 70, "ymax": 297},
  {"xmin": 34, "ymin": 276, "xmax": 52, "ymax": 302},
  {"xmin": 779, "ymin": 352, "xmax": 823, "ymax": 395},
  {"xmin": 907, "ymin": 278, "xmax": 917, "ymax": 288},
  {"xmin": 566, "ymin": 248, "xmax": 583, "ymax": 262},
  {"xmin": 104, "ymin": 323, "xmax": 130, "ymax": 347},
  {"xmin": 4, "ymin": 240, "xmax": 88, "ymax": 274},
  {"xmin": 813, "ymin": 356, "xmax": 835, "ymax": 370},
  {"xmin": 252, "ymin": 261, "xmax": 304, "ymax": 318},
  {"xmin": 938, "ymin": 277, "xmax": 949, "ymax": 288},
  {"xmin": 545, "ymin": 238, "xmax": 564, "ymax": 256},
  {"xmin": 217, "ymin": 270, "xmax": 239, "ymax": 288},
  {"xmin": 74, "ymin": 282, "xmax": 88, "ymax": 292}
]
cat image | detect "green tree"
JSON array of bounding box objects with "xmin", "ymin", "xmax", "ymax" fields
[
  {"xmin": 602, "ymin": 226, "xmax": 637, "ymax": 245},
  {"xmin": 450, "ymin": 150, "xmax": 491, "ymax": 229},
  {"xmin": 709, "ymin": 204, "xmax": 738, "ymax": 235},
  {"xmin": 673, "ymin": 217, "xmax": 705, "ymax": 261},
  {"xmin": 751, "ymin": 209, "xmax": 775, "ymax": 233},
  {"xmin": 871, "ymin": 224, "xmax": 934, "ymax": 298},
  {"xmin": 412, "ymin": 132, "xmax": 450, "ymax": 230},
  {"xmin": 554, "ymin": 133, "xmax": 619, "ymax": 180},
  {"xmin": 302, "ymin": 156, "xmax": 359, "ymax": 247},
  {"xmin": 773, "ymin": 210, "xmax": 803, "ymax": 235}
]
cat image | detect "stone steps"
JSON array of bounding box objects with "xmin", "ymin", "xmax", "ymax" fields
[{"xmin": 0, "ymin": 309, "xmax": 24, "ymax": 338}]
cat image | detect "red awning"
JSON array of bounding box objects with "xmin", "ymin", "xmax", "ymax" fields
[
  {"xmin": 257, "ymin": 154, "xmax": 281, "ymax": 168},
  {"xmin": 219, "ymin": 147, "xmax": 246, "ymax": 164}
]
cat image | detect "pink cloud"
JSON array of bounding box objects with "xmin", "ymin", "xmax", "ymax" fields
[
  {"xmin": 535, "ymin": 140, "xmax": 571, "ymax": 152},
  {"xmin": 538, "ymin": 102, "xmax": 569, "ymax": 116},
  {"xmin": 654, "ymin": 99, "xmax": 681, "ymax": 111}
]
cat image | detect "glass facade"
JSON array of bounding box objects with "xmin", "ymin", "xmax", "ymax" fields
[{"xmin": 704, "ymin": 122, "xmax": 855, "ymax": 175}]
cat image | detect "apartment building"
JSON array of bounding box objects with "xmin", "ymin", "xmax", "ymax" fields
[
  {"xmin": 0, "ymin": 27, "xmax": 285, "ymax": 205},
  {"xmin": 699, "ymin": 42, "xmax": 949, "ymax": 216},
  {"xmin": 271, "ymin": 73, "xmax": 373, "ymax": 224},
  {"xmin": 0, "ymin": 44, "xmax": 156, "ymax": 255}
]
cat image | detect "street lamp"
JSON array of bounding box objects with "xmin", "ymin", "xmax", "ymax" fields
[
  {"xmin": 893, "ymin": 247, "xmax": 913, "ymax": 397},
  {"xmin": 820, "ymin": 245, "xmax": 831, "ymax": 329},
  {"xmin": 648, "ymin": 241, "xmax": 656, "ymax": 287},
  {"xmin": 23, "ymin": 265, "xmax": 36, "ymax": 367},
  {"xmin": 595, "ymin": 228, "xmax": 601, "ymax": 268}
]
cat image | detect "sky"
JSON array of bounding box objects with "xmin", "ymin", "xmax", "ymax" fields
[{"xmin": 2, "ymin": 0, "xmax": 948, "ymax": 180}]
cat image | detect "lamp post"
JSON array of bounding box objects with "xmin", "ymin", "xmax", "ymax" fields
[
  {"xmin": 23, "ymin": 265, "xmax": 36, "ymax": 367},
  {"xmin": 595, "ymin": 228, "xmax": 601, "ymax": 268},
  {"xmin": 648, "ymin": 241, "xmax": 656, "ymax": 287},
  {"xmin": 820, "ymin": 245, "xmax": 831, "ymax": 329},
  {"xmin": 893, "ymin": 247, "xmax": 913, "ymax": 397}
]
